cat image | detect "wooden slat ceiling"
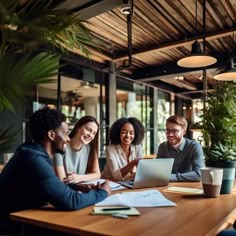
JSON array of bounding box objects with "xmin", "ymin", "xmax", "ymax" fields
[{"xmin": 63, "ymin": 0, "xmax": 236, "ymax": 99}]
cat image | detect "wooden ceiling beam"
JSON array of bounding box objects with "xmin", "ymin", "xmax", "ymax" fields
[
  {"xmin": 114, "ymin": 27, "xmax": 236, "ymax": 60},
  {"xmin": 57, "ymin": 0, "xmax": 123, "ymax": 20}
]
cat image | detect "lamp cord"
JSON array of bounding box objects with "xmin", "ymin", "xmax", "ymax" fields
[
  {"xmin": 195, "ymin": 0, "xmax": 198, "ymax": 31},
  {"xmin": 233, "ymin": 31, "xmax": 235, "ymax": 60}
]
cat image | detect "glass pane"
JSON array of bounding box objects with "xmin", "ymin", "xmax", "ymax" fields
[
  {"xmin": 157, "ymin": 90, "xmax": 171, "ymax": 145},
  {"xmin": 115, "ymin": 82, "xmax": 153, "ymax": 156}
]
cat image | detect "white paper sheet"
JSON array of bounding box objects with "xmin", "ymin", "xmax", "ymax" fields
[{"xmin": 95, "ymin": 189, "xmax": 176, "ymax": 207}]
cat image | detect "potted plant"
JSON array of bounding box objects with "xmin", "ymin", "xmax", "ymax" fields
[{"xmin": 201, "ymin": 81, "xmax": 236, "ymax": 193}]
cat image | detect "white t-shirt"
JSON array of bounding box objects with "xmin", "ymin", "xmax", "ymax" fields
[{"xmin": 54, "ymin": 144, "xmax": 90, "ymax": 174}]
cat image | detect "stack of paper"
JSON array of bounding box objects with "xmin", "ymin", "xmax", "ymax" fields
[{"xmin": 95, "ymin": 189, "xmax": 176, "ymax": 207}]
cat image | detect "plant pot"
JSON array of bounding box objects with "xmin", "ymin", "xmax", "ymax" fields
[
  {"xmin": 205, "ymin": 160, "xmax": 236, "ymax": 194},
  {"xmin": 205, "ymin": 160, "xmax": 236, "ymax": 169}
]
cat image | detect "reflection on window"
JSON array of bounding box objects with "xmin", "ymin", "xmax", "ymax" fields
[
  {"xmin": 192, "ymin": 99, "xmax": 204, "ymax": 143},
  {"xmin": 157, "ymin": 91, "xmax": 170, "ymax": 146}
]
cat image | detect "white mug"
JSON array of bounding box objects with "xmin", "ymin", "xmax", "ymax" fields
[{"xmin": 201, "ymin": 167, "xmax": 223, "ymax": 198}]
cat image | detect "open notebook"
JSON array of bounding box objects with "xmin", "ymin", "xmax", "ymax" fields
[{"xmin": 118, "ymin": 158, "xmax": 174, "ymax": 189}]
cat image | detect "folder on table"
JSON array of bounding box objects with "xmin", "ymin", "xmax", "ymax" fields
[
  {"xmin": 92, "ymin": 206, "xmax": 140, "ymax": 216},
  {"xmin": 164, "ymin": 186, "xmax": 203, "ymax": 195}
]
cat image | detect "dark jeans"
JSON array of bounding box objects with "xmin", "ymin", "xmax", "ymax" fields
[{"xmin": 0, "ymin": 221, "xmax": 22, "ymax": 235}]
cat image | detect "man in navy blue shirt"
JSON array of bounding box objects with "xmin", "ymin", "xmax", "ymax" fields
[{"xmin": 0, "ymin": 107, "xmax": 111, "ymax": 233}]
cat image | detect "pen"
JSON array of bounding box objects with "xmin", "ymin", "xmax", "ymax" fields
[
  {"xmin": 112, "ymin": 213, "xmax": 129, "ymax": 219},
  {"xmin": 102, "ymin": 207, "xmax": 131, "ymax": 211}
]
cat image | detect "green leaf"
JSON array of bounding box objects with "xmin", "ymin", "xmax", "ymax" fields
[
  {"xmin": 0, "ymin": 1, "xmax": 95, "ymax": 57},
  {"xmin": 0, "ymin": 50, "xmax": 59, "ymax": 112}
]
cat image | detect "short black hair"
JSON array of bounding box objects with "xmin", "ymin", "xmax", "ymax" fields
[
  {"xmin": 29, "ymin": 107, "xmax": 66, "ymax": 142},
  {"xmin": 109, "ymin": 117, "xmax": 145, "ymax": 145}
]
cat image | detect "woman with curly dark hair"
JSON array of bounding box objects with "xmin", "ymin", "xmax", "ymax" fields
[{"xmin": 102, "ymin": 117, "xmax": 145, "ymax": 180}]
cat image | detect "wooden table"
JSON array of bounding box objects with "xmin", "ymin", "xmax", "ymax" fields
[{"xmin": 10, "ymin": 182, "xmax": 236, "ymax": 236}]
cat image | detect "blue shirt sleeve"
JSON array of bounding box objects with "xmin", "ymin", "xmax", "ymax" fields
[
  {"xmin": 0, "ymin": 143, "xmax": 108, "ymax": 217},
  {"xmin": 27, "ymin": 150, "xmax": 108, "ymax": 210}
]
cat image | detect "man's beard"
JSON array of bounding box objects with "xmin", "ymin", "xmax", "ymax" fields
[{"xmin": 52, "ymin": 141, "xmax": 65, "ymax": 155}]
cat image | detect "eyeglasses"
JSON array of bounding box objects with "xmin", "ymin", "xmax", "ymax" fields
[{"xmin": 164, "ymin": 129, "xmax": 181, "ymax": 134}]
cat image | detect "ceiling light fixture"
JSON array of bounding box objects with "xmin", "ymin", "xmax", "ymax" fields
[
  {"xmin": 174, "ymin": 76, "xmax": 184, "ymax": 80},
  {"xmin": 177, "ymin": 0, "xmax": 217, "ymax": 68},
  {"xmin": 120, "ymin": 0, "xmax": 132, "ymax": 15},
  {"xmin": 79, "ymin": 81, "xmax": 97, "ymax": 89},
  {"xmin": 214, "ymin": 32, "xmax": 236, "ymax": 81},
  {"xmin": 214, "ymin": 58, "xmax": 236, "ymax": 81}
]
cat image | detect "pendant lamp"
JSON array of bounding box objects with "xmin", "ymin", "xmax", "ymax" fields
[
  {"xmin": 214, "ymin": 33, "xmax": 236, "ymax": 81},
  {"xmin": 177, "ymin": 0, "xmax": 217, "ymax": 68},
  {"xmin": 214, "ymin": 58, "xmax": 236, "ymax": 81},
  {"xmin": 177, "ymin": 40, "xmax": 217, "ymax": 68}
]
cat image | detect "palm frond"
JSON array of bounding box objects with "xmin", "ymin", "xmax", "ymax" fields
[
  {"xmin": 0, "ymin": 0, "xmax": 95, "ymax": 57},
  {"xmin": 0, "ymin": 49, "xmax": 59, "ymax": 112},
  {"xmin": 0, "ymin": 0, "xmax": 96, "ymax": 112}
]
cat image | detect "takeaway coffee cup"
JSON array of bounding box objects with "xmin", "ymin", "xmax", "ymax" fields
[{"xmin": 201, "ymin": 167, "xmax": 223, "ymax": 198}]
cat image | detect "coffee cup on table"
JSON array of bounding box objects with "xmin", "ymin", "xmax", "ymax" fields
[
  {"xmin": 220, "ymin": 167, "xmax": 235, "ymax": 194},
  {"xmin": 201, "ymin": 167, "xmax": 223, "ymax": 198}
]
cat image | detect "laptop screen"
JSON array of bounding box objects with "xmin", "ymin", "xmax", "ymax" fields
[
  {"xmin": 118, "ymin": 158, "xmax": 174, "ymax": 189},
  {"xmin": 133, "ymin": 158, "xmax": 174, "ymax": 188}
]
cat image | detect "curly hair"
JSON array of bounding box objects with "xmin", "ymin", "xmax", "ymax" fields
[
  {"xmin": 29, "ymin": 107, "xmax": 66, "ymax": 142},
  {"xmin": 166, "ymin": 115, "xmax": 188, "ymax": 130},
  {"xmin": 109, "ymin": 117, "xmax": 145, "ymax": 145}
]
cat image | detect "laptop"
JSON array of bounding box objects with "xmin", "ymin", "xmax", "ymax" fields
[{"xmin": 118, "ymin": 158, "xmax": 174, "ymax": 189}]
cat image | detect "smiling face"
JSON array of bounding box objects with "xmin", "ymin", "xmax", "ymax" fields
[
  {"xmin": 51, "ymin": 122, "xmax": 70, "ymax": 154},
  {"xmin": 76, "ymin": 121, "xmax": 98, "ymax": 145},
  {"xmin": 120, "ymin": 122, "xmax": 135, "ymax": 146},
  {"xmin": 165, "ymin": 121, "xmax": 186, "ymax": 146}
]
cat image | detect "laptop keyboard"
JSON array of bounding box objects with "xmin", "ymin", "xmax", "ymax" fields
[{"xmin": 124, "ymin": 180, "xmax": 134, "ymax": 185}]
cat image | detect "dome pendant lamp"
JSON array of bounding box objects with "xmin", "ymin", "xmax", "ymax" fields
[
  {"xmin": 177, "ymin": 0, "xmax": 217, "ymax": 68},
  {"xmin": 177, "ymin": 40, "xmax": 217, "ymax": 68},
  {"xmin": 214, "ymin": 58, "xmax": 236, "ymax": 81},
  {"xmin": 214, "ymin": 33, "xmax": 236, "ymax": 81}
]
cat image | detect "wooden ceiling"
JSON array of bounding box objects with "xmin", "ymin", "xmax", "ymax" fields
[{"xmin": 60, "ymin": 0, "xmax": 236, "ymax": 99}]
